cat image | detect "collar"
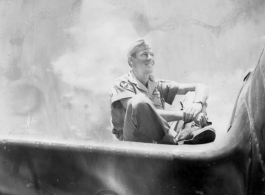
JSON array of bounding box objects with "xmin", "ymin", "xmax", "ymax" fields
[{"xmin": 128, "ymin": 70, "xmax": 156, "ymax": 93}]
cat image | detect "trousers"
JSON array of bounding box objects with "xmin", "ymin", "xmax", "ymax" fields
[{"xmin": 123, "ymin": 92, "xmax": 207, "ymax": 143}]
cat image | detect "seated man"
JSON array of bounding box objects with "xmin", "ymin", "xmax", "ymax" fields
[{"xmin": 109, "ymin": 39, "xmax": 215, "ymax": 144}]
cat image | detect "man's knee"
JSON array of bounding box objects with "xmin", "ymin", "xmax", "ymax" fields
[
  {"xmin": 182, "ymin": 91, "xmax": 195, "ymax": 107},
  {"xmin": 182, "ymin": 91, "xmax": 207, "ymax": 113},
  {"xmin": 128, "ymin": 94, "xmax": 151, "ymax": 110}
]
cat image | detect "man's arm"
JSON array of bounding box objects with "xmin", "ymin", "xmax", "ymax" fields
[
  {"xmin": 120, "ymin": 83, "xmax": 209, "ymax": 123},
  {"xmin": 177, "ymin": 83, "xmax": 209, "ymax": 122},
  {"xmin": 120, "ymin": 98, "xmax": 184, "ymax": 122},
  {"xmin": 177, "ymin": 83, "xmax": 209, "ymax": 102},
  {"xmin": 156, "ymin": 109, "xmax": 184, "ymax": 122}
]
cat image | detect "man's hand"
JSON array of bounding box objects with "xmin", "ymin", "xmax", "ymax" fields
[
  {"xmin": 194, "ymin": 112, "xmax": 208, "ymax": 127},
  {"xmin": 183, "ymin": 102, "xmax": 203, "ymax": 123}
]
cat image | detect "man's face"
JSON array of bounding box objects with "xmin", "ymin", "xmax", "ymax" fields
[{"xmin": 130, "ymin": 48, "xmax": 155, "ymax": 74}]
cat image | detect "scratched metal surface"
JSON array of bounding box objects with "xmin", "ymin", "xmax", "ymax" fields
[{"xmin": 0, "ymin": 0, "xmax": 265, "ymax": 194}]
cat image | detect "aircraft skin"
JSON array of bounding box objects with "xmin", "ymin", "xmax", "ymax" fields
[{"xmin": 0, "ymin": 48, "xmax": 264, "ymax": 195}]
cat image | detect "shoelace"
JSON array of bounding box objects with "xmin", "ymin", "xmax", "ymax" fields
[{"xmin": 191, "ymin": 122, "xmax": 201, "ymax": 128}]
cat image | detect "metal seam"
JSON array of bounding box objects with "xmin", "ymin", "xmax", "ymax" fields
[
  {"xmin": 243, "ymin": 99, "xmax": 265, "ymax": 175},
  {"xmin": 259, "ymin": 56, "xmax": 265, "ymax": 90},
  {"xmin": 242, "ymin": 46, "xmax": 265, "ymax": 177}
]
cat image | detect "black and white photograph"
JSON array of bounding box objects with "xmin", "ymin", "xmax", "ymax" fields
[{"xmin": 0, "ymin": 0, "xmax": 265, "ymax": 194}]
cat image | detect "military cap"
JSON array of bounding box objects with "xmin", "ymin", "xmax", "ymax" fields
[{"xmin": 127, "ymin": 39, "xmax": 151, "ymax": 58}]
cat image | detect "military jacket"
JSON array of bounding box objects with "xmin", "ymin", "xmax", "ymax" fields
[{"xmin": 109, "ymin": 70, "xmax": 179, "ymax": 140}]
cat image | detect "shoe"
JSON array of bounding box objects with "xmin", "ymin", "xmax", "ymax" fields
[{"xmin": 176, "ymin": 122, "xmax": 216, "ymax": 145}]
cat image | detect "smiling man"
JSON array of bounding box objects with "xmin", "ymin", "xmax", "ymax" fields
[{"xmin": 109, "ymin": 39, "xmax": 215, "ymax": 144}]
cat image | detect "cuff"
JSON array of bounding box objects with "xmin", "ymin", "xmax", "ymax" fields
[{"xmin": 111, "ymin": 91, "xmax": 135, "ymax": 104}]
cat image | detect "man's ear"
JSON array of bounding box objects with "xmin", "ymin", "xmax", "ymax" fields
[{"xmin": 128, "ymin": 57, "xmax": 133, "ymax": 67}]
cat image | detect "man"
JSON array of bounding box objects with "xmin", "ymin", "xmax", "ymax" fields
[{"xmin": 109, "ymin": 39, "xmax": 215, "ymax": 144}]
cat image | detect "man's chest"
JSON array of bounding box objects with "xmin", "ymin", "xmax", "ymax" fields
[{"xmin": 134, "ymin": 85, "xmax": 164, "ymax": 109}]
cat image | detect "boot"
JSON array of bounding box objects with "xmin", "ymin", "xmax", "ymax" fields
[{"xmin": 175, "ymin": 121, "xmax": 216, "ymax": 145}]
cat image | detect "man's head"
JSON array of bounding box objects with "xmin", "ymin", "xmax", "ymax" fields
[{"xmin": 127, "ymin": 39, "xmax": 155, "ymax": 75}]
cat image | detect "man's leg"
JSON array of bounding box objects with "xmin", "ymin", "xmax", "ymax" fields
[{"xmin": 123, "ymin": 94, "xmax": 170, "ymax": 143}]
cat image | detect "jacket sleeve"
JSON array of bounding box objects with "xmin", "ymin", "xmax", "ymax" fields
[
  {"xmin": 157, "ymin": 80, "xmax": 179, "ymax": 105},
  {"xmin": 110, "ymin": 79, "xmax": 135, "ymax": 105}
]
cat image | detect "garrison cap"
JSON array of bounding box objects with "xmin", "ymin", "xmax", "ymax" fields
[{"xmin": 127, "ymin": 39, "xmax": 151, "ymax": 58}]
